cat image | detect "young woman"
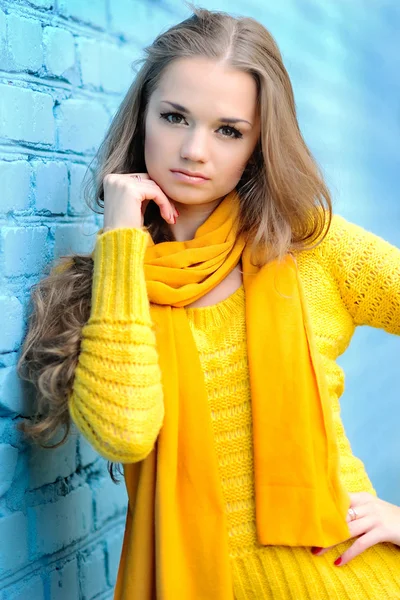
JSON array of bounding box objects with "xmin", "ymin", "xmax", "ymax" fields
[{"xmin": 19, "ymin": 8, "xmax": 400, "ymax": 600}]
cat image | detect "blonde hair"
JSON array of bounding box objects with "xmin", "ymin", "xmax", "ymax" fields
[{"xmin": 18, "ymin": 7, "xmax": 332, "ymax": 480}]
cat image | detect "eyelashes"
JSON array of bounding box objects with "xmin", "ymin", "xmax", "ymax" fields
[
  {"xmin": 217, "ymin": 124, "xmax": 243, "ymax": 140},
  {"xmin": 159, "ymin": 112, "xmax": 243, "ymax": 140}
]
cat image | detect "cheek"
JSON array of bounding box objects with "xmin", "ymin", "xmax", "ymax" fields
[
  {"xmin": 144, "ymin": 121, "xmax": 159, "ymax": 165},
  {"xmin": 219, "ymin": 149, "xmax": 250, "ymax": 178},
  {"xmin": 144, "ymin": 121, "xmax": 179, "ymax": 175},
  {"xmin": 229, "ymin": 136, "xmax": 260, "ymax": 176}
]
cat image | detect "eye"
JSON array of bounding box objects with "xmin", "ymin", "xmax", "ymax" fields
[
  {"xmin": 218, "ymin": 125, "xmax": 243, "ymax": 139},
  {"xmin": 159, "ymin": 111, "xmax": 187, "ymax": 125}
]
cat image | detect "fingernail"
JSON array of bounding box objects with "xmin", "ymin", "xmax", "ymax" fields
[
  {"xmin": 334, "ymin": 557, "xmax": 342, "ymax": 566},
  {"xmin": 173, "ymin": 215, "xmax": 176, "ymax": 224},
  {"xmin": 311, "ymin": 547, "xmax": 322, "ymax": 555}
]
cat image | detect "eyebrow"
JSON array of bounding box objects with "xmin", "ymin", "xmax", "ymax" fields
[{"xmin": 160, "ymin": 100, "xmax": 253, "ymax": 126}]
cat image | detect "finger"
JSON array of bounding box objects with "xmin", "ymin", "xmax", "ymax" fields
[
  {"xmin": 312, "ymin": 514, "xmax": 374, "ymax": 556},
  {"xmin": 140, "ymin": 197, "xmax": 177, "ymax": 218},
  {"xmin": 335, "ymin": 529, "xmax": 383, "ymax": 566},
  {"xmin": 349, "ymin": 492, "xmax": 375, "ymax": 506},
  {"xmin": 140, "ymin": 186, "xmax": 177, "ymax": 224},
  {"xmin": 120, "ymin": 177, "xmax": 175, "ymax": 223},
  {"xmin": 347, "ymin": 515, "xmax": 375, "ymax": 538},
  {"xmin": 311, "ymin": 544, "xmax": 336, "ymax": 556},
  {"xmin": 126, "ymin": 172, "xmax": 151, "ymax": 180},
  {"xmin": 346, "ymin": 504, "xmax": 368, "ymax": 523},
  {"xmin": 139, "ymin": 187, "xmax": 179, "ymax": 217},
  {"xmin": 127, "ymin": 176, "xmax": 179, "ymax": 220}
]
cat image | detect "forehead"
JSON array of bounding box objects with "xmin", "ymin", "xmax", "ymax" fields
[{"xmin": 152, "ymin": 57, "xmax": 259, "ymax": 121}]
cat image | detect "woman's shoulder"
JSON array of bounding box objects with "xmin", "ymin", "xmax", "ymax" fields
[
  {"xmin": 321, "ymin": 212, "xmax": 371, "ymax": 244},
  {"xmin": 295, "ymin": 212, "xmax": 353, "ymax": 265},
  {"xmin": 314, "ymin": 212, "xmax": 357, "ymax": 258},
  {"xmin": 298, "ymin": 210, "xmax": 400, "ymax": 278},
  {"xmin": 318, "ymin": 212, "xmax": 398, "ymax": 258}
]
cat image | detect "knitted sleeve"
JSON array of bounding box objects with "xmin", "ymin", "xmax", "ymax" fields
[
  {"xmin": 68, "ymin": 227, "xmax": 164, "ymax": 463},
  {"xmin": 317, "ymin": 214, "xmax": 400, "ymax": 334}
]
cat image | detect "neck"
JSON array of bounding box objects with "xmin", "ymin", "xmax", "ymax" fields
[{"xmin": 169, "ymin": 196, "xmax": 224, "ymax": 242}]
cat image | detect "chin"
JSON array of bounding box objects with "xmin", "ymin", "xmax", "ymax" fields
[{"xmin": 159, "ymin": 183, "xmax": 213, "ymax": 205}]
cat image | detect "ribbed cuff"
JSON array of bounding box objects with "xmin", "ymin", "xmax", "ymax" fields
[{"xmin": 90, "ymin": 227, "xmax": 151, "ymax": 321}]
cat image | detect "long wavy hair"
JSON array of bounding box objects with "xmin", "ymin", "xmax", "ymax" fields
[{"xmin": 18, "ymin": 7, "xmax": 332, "ymax": 482}]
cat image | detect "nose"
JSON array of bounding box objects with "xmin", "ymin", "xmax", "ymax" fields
[{"xmin": 180, "ymin": 127, "xmax": 208, "ymax": 163}]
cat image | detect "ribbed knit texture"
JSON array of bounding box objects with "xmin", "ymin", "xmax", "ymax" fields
[
  {"xmin": 69, "ymin": 215, "xmax": 400, "ymax": 598},
  {"xmin": 69, "ymin": 227, "xmax": 164, "ymax": 463}
]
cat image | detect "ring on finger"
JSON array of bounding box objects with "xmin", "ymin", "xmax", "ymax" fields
[{"xmin": 348, "ymin": 507, "xmax": 359, "ymax": 521}]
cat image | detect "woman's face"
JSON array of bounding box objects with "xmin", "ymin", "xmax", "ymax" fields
[{"xmin": 144, "ymin": 57, "xmax": 260, "ymax": 206}]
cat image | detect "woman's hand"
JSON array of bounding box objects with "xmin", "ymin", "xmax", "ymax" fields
[
  {"xmin": 103, "ymin": 172, "xmax": 178, "ymax": 231},
  {"xmin": 311, "ymin": 492, "xmax": 400, "ymax": 566}
]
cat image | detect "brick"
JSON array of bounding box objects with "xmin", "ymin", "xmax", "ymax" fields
[
  {"xmin": 0, "ymin": 354, "xmax": 18, "ymax": 369},
  {"xmin": 93, "ymin": 474, "xmax": 127, "ymax": 529},
  {"xmin": 0, "ymin": 418, "xmax": 7, "ymax": 442},
  {"xmin": 53, "ymin": 222, "xmax": 97, "ymax": 257},
  {"xmin": 29, "ymin": 428, "xmax": 77, "ymax": 488},
  {"xmin": 48, "ymin": 558, "xmax": 79, "ymax": 600},
  {"xmin": 0, "ymin": 365, "xmax": 34, "ymax": 417},
  {"xmin": 95, "ymin": 213, "xmax": 104, "ymax": 229},
  {"xmin": 78, "ymin": 433, "xmax": 99, "ymax": 467},
  {"xmin": 0, "ymin": 9, "xmax": 6, "ymax": 68},
  {"xmin": 43, "ymin": 26, "xmax": 75, "ymax": 80},
  {"xmin": 0, "ymin": 160, "xmax": 31, "ymax": 213},
  {"xmin": 105, "ymin": 527, "xmax": 124, "ymax": 587},
  {"xmin": 31, "ymin": 484, "xmax": 92, "ymax": 557},
  {"xmin": 58, "ymin": 0, "xmax": 107, "ymax": 30},
  {"xmin": 79, "ymin": 544, "xmax": 108, "ymax": 600},
  {"xmin": 0, "ymin": 444, "xmax": 18, "ymax": 498},
  {"xmin": 77, "ymin": 37, "xmax": 100, "ymax": 88},
  {"xmin": 33, "ymin": 160, "xmax": 68, "ymax": 214},
  {"xmin": 28, "ymin": 0, "xmax": 53, "ymax": 7},
  {"xmin": 0, "ymin": 512, "xmax": 28, "ymax": 575},
  {"xmin": 69, "ymin": 163, "xmax": 91, "ymax": 216},
  {"xmin": 56, "ymin": 98, "xmax": 109, "ymax": 153},
  {"xmin": 0, "ymin": 84, "xmax": 54, "ymax": 144},
  {"xmin": 0, "ymin": 226, "xmax": 48, "ymax": 276},
  {"xmin": 6, "ymin": 13, "xmax": 43, "ymax": 72},
  {"xmin": 100, "ymin": 42, "xmax": 134, "ymax": 94},
  {"xmin": 77, "ymin": 39, "xmax": 139, "ymax": 93},
  {"xmin": 3, "ymin": 575, "xmax": 43, "ymax": 600},
  {"xmin": 0, "ymin": 297, "xmax": 24, "ymax": 353}
]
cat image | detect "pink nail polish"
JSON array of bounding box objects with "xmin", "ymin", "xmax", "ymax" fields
[
  {"xmin": 334, "ymin": 557, "xmax": 342, "ymax": 566},
  {"xmin": 311, "ymin": 547, "xmax": 322, "ymax": 555}
]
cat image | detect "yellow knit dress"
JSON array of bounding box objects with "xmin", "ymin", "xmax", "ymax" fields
[{"xmin": 69, "ymin": 214, "xmax": 400, "ymax": 599}]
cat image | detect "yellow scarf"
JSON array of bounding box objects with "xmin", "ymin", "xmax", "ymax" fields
[{"xmin": 115, "ymin": 191, "xmax": 351, "ymax": 600}]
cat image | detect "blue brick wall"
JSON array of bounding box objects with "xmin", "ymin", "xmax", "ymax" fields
[
  {"xmin": 0, "ymin": 0, "xmax": 399, "ymax": 598},
  {"xmin": 0, "ymin": 0, "xmax": 184, "ymax": 598}
]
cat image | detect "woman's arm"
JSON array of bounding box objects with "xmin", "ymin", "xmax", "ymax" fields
[
  {"xmin": 317, "ymin": 214, "xmax": 400, "ymax": 335},
  {"xmin": 69, "ymin": 227, "xmax": 164, "ymax": 463}
]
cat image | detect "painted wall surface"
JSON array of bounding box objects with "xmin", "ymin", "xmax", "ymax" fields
[{"xmin": 0, "ymin": 0, "xmax": 398, "ymax": 598}]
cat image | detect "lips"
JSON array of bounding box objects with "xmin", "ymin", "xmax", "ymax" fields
[{"xmin": 171, "ymin": 169, "xmax": 209, "ymax": 180}]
